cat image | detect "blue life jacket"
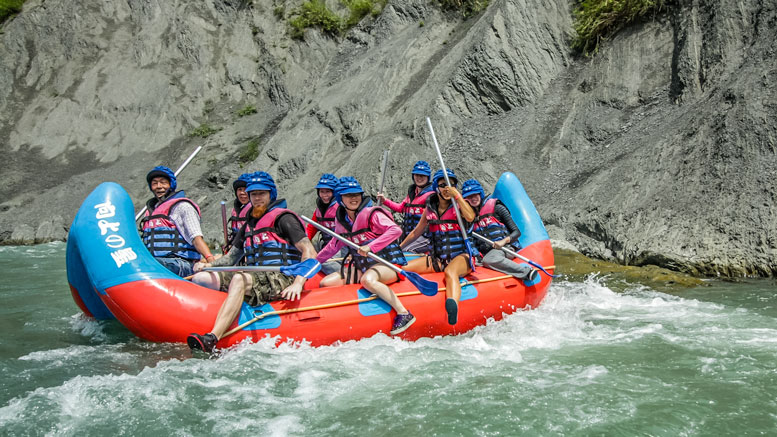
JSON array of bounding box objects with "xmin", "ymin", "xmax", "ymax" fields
[
  {"xmin": 471, "ymin": 198, "xmax": 520, "ymax": 254},
  {"xmin": 426, "ymin": 194, "xmax": 470, "ymax": 262},
  {"xmin": 140, "ymin": 191, "xmax": 202, "ymax": 261},
  {"xmin": 400, "ymin": 183, "xmax": 435, "ymax": 240},
  {"xmin": 242, "ymin": 200, "xmax": 303, "ymax": 266}
]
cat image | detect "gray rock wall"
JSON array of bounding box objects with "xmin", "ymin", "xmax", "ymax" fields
[{"xmin": 0, "ymin": 0, "xmax": 774, "ymax": 277}]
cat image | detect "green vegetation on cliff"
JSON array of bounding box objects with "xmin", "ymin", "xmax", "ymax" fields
[
  {"xmin": 288, "ymin": 0, "xmax": 387, "ymax": 38},
  {"xmin": 572, "ymin": 0, "xmax": 668, "ymax": 54},
  {"xmin": 438, "ymin": 0, "xmax": 489, "ymax": 15},
  {"xmin": 286, "ymin": 0, "xmax": 488, "ymax": 39},
  {"xmin": 0, "ymin": 0, "xmax": 24, "ymax": 24}
]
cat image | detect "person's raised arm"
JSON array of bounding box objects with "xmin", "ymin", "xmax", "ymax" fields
[
  {"xmin": 447, "ymin": 187, "xmax": 476, "ymax": 223},
  {"xmin": 376, "ymin": 193, "xmax": 406, "ymax": 213}
]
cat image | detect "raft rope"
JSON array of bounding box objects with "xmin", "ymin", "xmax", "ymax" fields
[{"xmin": 222, "ymin": 267, "xmax": 555, "ymax": 338}]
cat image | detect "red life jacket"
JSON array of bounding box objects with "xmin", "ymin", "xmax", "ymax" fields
[
  {"xmin": 471, "ymin": 198, "xmax": 516, "ymax": 254},
  {"xmin": 140, "ymin": 192, "xmax": 201, "ymax": 261},
  {"xmin": 426, "ymin": 194, "xmax": 470, "ymax": 263},
  {"xmin": 337, "ymin": 204, "xmax": 406, "ymax": 272},
  {"xmin": 312, "ymin": 200, "xmax": 338, "ymax": 245},
  {"xmin": 228, "ymin": 201, "xmax": 251, "ymax": 236},
  {"xmin": 400, "ymin": 185, "xmax": 435, "ymax": 239},
  {"xmin": 242, "ymin": 202, "xmax": 303, "ymax": 266}
]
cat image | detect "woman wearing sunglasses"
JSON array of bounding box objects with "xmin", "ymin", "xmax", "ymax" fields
[{"xmin": 399, "ymin": 168, "xmax": 476, "ymax": 325}]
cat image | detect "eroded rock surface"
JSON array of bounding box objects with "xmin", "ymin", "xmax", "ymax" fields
[{"xmin": 0, "ymin": 0, "xmax": 774, "ymax": 277}]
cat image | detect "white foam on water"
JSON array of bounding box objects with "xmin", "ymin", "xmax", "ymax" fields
[
  {"xmin": 19, "ymin": 344, "xmax": 134, "ymax": 366},
  {"xmin": 2, "ymin": 277, "xmax": 776, "ymax": 434},
  {"xmin": 68, "ymin": 313, "xmax": 108, "ymax": 341}
]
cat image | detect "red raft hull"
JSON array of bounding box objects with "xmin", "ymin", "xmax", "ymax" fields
[
  {"xmin": 67, "ymin": 172, "xmax": 553, "ymax": 347},
  {"xmin": 102, "ymin": 239, "xmax": 552, "ymax": 347}
]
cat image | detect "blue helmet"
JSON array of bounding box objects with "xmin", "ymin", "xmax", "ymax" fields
[
  {"xmin": 335, "ymin": 176, "xmax": 364, "ymax": 206},
  {"xmin": 245, "ymin": 171, "xmax": 277, "ymax": 201},
  {"xmin": 233, "ymin": 173, "xmax": 251, "ymax": 195},
  {"xmin": 315, "ymin": 173, "xmax": 338, "ymax": 191},
  {"xmin": 432, "ymin": 168, "xmax": 458, "ymax": 190},
  {"xmin": 461, "ymin": 179, "xmax": 485, "ymax": 200},
  {"xmin": 461, "ymin": 179, "xmax": 486, "ymax": 202},
  {"xmin": 146, "ymin": 166, "xmax": 177, "ymax": 192},
  {"xmin": 411, "ymin": 160, "xmax": 432, "ymax": 177}
]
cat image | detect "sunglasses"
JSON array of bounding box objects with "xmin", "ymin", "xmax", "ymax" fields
[{"xmin": 437, "ymin": 182, "xmax": 457, "ymax": 188}]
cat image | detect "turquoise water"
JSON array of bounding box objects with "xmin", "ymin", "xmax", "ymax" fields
[{"xmin": 1, "ymin": 243, "xmax": 775, "ymax": 435}]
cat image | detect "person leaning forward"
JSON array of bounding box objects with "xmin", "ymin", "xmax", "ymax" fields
[
  {"xmin": 186, "ymin": 171, "xmax": 319, "ymax": 353},
  {"xmin": 139, "ymin": 166, "xmax": 215, "ymax": 277}
]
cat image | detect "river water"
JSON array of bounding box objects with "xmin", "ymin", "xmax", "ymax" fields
[{"xmin": 0, "ymin": 243, "xmax": 775, "ymax": 435}]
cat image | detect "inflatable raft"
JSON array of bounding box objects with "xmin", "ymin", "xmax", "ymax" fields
[{"xmin": 66, "ymin": 172, "xmax": 554, "ymax": 348}]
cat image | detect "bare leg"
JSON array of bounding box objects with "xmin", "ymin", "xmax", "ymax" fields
[
  {"xmin": 361, "ymin": 266, "xmax": 408, "ymax": 314},
  {"xmin": 443, "ymin": 254, "xmax": 472, "ymax": 326},
  {"xmin": 191, "ymin": 272, "xmax": 221, "ymax": 290},
  {"xmin": 444, "ymin": 254, "xmax": 472, "ymax": 302},
  {"xmin": 210, "ymin": 273, "xmax": 253, "ymax": 339},
  {"xmin": 402, "ymin": 255, "xmax": 436, "ymax": 274},
  {"xmin": 320, "ymin": 271, "xmax": 346, "ymax": 287}
]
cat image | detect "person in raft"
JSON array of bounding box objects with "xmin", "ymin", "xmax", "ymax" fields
[
  {"xmin": 399, "ymin": 169, "xmax": 476, "ymax": 326},
  {"xmin": 305, "ymin": 173, "xmax": 343, "ymax": 275},
  {"xmin": 139, "ymin": 166, "xmax": 215, "ymax": 277},
  {"xmin": 187, "ymin": 171, "xmax": 320, "ymax": 353},
  {"xmin": 224, "ymin": 172, "xmax": 252, "ymax": 253},
  {"xmin": 376, "ymin": 160, "xmax": 434, "ymax": 254},
  {"xmin": 460, "ymin": 179, "xmax": 538, "ymax": 282},
  {"xmin": 316, "ymin": 176, "xmax": 416, "ymax": 335}
]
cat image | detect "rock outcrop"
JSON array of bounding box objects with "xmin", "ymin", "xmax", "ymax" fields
[{"xmin": 0, "ymin": 0, "xmax": 774, "ymax": 277}]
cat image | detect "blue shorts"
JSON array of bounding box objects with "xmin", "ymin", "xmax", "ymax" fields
[{"xmin": 156, "ymin": 256, "xmax": 195, "ymax": 277}]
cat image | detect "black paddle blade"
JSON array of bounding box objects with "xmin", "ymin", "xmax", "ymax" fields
[{"xmin": 401, "ymin": 271, "xmax": 439, "ymax": 296}]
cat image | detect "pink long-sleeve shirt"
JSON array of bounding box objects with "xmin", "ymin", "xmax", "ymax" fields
[{"xmin": 316, "ymin": 210, "xmax": 402, "ymax": 263}]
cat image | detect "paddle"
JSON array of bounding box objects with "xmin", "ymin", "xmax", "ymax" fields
[
  {"xmin": 378, "ymin": 150, "xmax": 390, "ymax": 207},
  {"xmin": 470, "ymin": 232, "xmax": 558, "ymax": 278},
  {"xmin": 220, "ymin": 201, "xmax": 229, "ymax": 252},
  {"xmin": 301, "ymin": 215, "xmax": 439, "ymax": 296},
  {"xmin": 201, "ymin": 258, "xmax": 322, "ymax": 278},
  {"xmin": 134, "ymin": 145, "xmax": 204, "ymax": 221},
  {"xmin": 425, "ymin": 117, "xmax": 477, "ymax": 262}
]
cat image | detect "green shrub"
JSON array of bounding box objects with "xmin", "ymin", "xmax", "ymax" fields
[
  {"xmin": 572, "ymin": 0, "xmax": 667, "ymax": 55},
  {"xmin": 289, "ymin": 0, "xmax": 388, "ymax": 39},
  {"xmin": 0, "ymin": 0, "xmax": 25, "ymax": 23},
  {"xmin": 289, "ymin": 0, "xmax": 343, "ymax": 38},
  {"xmin": 189, "ymin": 124, "xmax": 220, "ymax": 138},
  {"xmin": 437, "ymin": 0, "xmax": 489, "ymax": 15},
  {"xmin": 236, "ymin": 105, "xmax": 257, "ymax": 117},
  {"xmin": 238, "ymin": 139, "xmax": 260, "ymax": 163},
  {"xmin": 343, "ymin": 0, "xmax": 373, "ymax": 28}
]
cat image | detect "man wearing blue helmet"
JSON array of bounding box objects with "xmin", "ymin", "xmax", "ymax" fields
[
  {"xmin": 462, "ymin": 179, "xmax": 537, "ymax": 282},
  {"xmin": 140, "ymin": 166, "xmax": 215, "ymax": 277},
  {"xmin": 400, "ymin": 168, "xmax": 476, "ymax": 326},
  {"xmin": 225, "ymin": 173, "xmax": 252, "ymax": 252},
  {"xmin": 376, "ymin": 160, "xmax": 434, "ymax": 253},
  {"xmin": 187, "ymin": 171, "xmax": 320, "ymax": 353}
]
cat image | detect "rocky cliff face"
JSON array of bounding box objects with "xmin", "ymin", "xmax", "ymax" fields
[{"xmin": 0, "ymin": 0, "xmax": 774, "ymax": 277}]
